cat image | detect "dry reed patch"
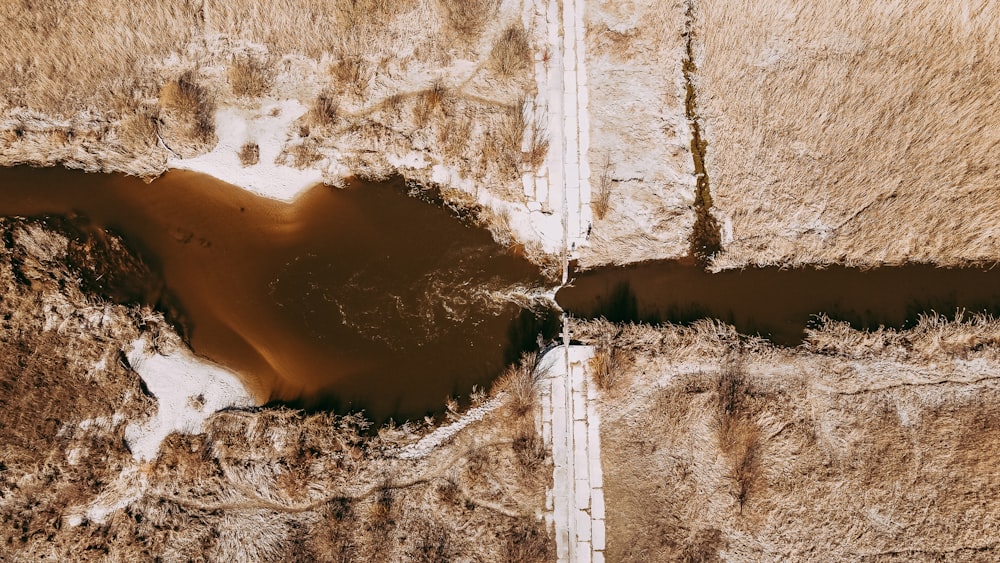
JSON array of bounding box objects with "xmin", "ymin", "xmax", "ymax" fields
[
  {"xmin": 440, "ymin": 0, "xmax": 501, "ymax": 39},
  {"xmin": 590, "ymin": 343, "xmax": 631, "ymax": 390},
  {"xmin": 492, "ymin": 352, "xmax": 541, "ymax": 417},
  {"xmin": 698, "ymin": 0, "xmax": 1000, "ymax": 268},
  {"xmin": 227, "ymin": 54, "xmax": 272, "ymax": 97},
  {"xmin": 592, "ymin": 152, "xmax": 613, "ymax": 220},
  {"xmin": 239, "ymin": 141, "xmax": 260, "ymax": 166},
  {"xmin": 157, "ymin": 71, "xmax": 216, "ymax": 154},
  {"xmin": 117, "ymin": 111, "xmax": 159, "ymax": 150},
  {"xmin": 309, "ymin": 90, "xmax": 340, "ymax": 128},
  {"xmin": 489, "ymin": 24, "xmax": 531, "ymax": 78}
]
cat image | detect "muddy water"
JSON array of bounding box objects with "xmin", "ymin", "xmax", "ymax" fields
[
  {"xmin": 0, "ymin": 167, "xmax": 557, "ymax": 420},
  {"xmin": 557, "ymin": 261, "xmax": 1000, "ymax": 345}
]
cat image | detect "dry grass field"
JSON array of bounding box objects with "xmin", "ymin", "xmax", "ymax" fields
[
  {"xmin": 0, "ymin": 218, "xmax": 552, "ymax": 560},
  {"xmin": 0, "ymin": 0, "xmax": 542, "ymax": 200},
  {"xmin": 578, "ymin": 0, "xmax": 696, "ymax": 268},
  {"xmin": 696, "ymin": 0, "xmax": 1000, "ymax": 269},
  {"xmin": 574, "ymin": 317, "xmax": 1000, "ymax": 561}
]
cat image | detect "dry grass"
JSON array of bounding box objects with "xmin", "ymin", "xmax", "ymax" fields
[
  {"xmin": 698, "ymin": 0, "xmax": 1000, "ymax": 268},
  {"xmin": 590, "ymin": 342, "xmax": 631, "ymax": 390},
  {"xmin": 239, "ymin": 141, "xmax": 260, "ymax": 166},
  {"xmin": 0, "ymin": 219, "xmax": 554, "ymax": 561},
  {"xmin": 592, "ymin": 152, "xmax": 613, "ymax": 220},
  {"xmin": 440, "ymin": 0, "xmax": 500, "ymax": 39},
  {"xmin": 492, "ymin": 352, "xmax": 541, "ymax": 417},
  {"xmin": 587, "ymin": 317, "xmax": 1000, "ymax": 560},
  {"xmin": 228, "ymin": 54, "xmax": 272, "ymax": 97},
  {"xmin": 309, "ymin": 90, "xmax": 340, "ymax": 127},
  {"xmin": 489, "ymin": 24, "xmax": 531, "ymax": 78}
]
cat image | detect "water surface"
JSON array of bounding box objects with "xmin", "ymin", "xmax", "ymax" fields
[{"xmin": 0, "ymin": 167, "xmax": 556, "ymax": 420}]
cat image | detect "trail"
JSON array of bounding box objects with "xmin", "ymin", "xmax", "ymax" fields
[{"xmin": 528, "ymin": 0, "xmax": 606, "ymax": 558}]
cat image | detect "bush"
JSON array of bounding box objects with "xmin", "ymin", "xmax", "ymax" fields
[
  {"xmin": 239, "ymin": 142, "xmax": 260, "ymax": 166},
  {"xmin": 489, "ymin": 24, "xmax": 531, "ymax": 77},
  {"xmin": 228, "ymin": 54, "xmax": 272, "ymax": 97}
]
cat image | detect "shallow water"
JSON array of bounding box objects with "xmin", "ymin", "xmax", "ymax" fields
[
  {"xmin": 557, "ymin": 260, "xmax": 1000, "ymax": 345},
  {"xmin": 0, "ymin": 167, "xmax": 557, "ymax": 420}
]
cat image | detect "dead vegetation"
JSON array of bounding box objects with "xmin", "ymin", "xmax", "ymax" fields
[
  {"xmin": 227, "ymin": 54, "xmax": 272, "ymax": 97},
  {"xmin": 239, "ymin": 141, "xmax": 260, "ymax": 166},
  {"xmin": 697, "ymin": 0, "xmax": 1000, "ymax": 269},
  {"xmin": 576, "ymin": 317, "xmax": 1000, "ymax": 561},
  {"xmin": 157, "ymin": 71, "xmax": 217, "ymax": 156},
  {"xmin": 0, "ymin": 219, "xmax": 553, "ymax": 560},
  {"xmin": 490, "ymin": 24, "xmax": 532, "ymax": 78}
]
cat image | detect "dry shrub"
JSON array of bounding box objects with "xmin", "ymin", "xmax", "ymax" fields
[
  {"xmin": 592, "ymin": 153, "xmax": 613, "ymax": 219},
  {"xmin": 512, "ymin": 425, "xmax": 546, "ymax": 473},
  {"xmin": 489, "ymin": 24, "xmax": 531, "ymax": 77},
  {"xmin": 590, "ymin": 343, "xmax": 630, "ymax": 390},
  {"xmin": 501, "ymin": 519, "xmax": 551, "ymax": 563},
  {"xmin": 158, "ymin": 71, "xmax": 215, "ymax": 143},
  {"xmin": 287, "ymin": 142, "xmax": 323, "ymax": 168},
  {"xmin": 310, "ymin": 90, "xmax": 340, "ymax": 127},
  {"xmin": 415, "ymin": 80, "xmax": 449, "ymax": 127},
  {"xmin": 227, "ymin": 54, "xmax": 272, "ymax": 97},
  {"xmin": 526, "ymin": 115, "xmax": 549, "ymax": 171},
  {"xmin": 440, "ymin": 0, "xmax": 500, "ymax": 39},
  {"xmin": 330, "ymin": 56, "xmax": 372, "ymax": 96},
  {"xmin": 439, "ymin": 115, "xmax": 472, "ymax": 163},
  {"xmin": 480, "ymin": 102, "xmax": 526, "ymax": 181},
  {"xmin": 239, "ymin": 141, "xmax": 260, "ymax": 166},
  {"xmin": 713, "ymin": 356, "xmax": 763, "ymax": 512},
  {"xmin": 117, "ymin": 111, "xmax": 158, "ymax": 149},
  {"xmin": 493, "ymin": 352, "xmax": 541, "ymax": 417}
]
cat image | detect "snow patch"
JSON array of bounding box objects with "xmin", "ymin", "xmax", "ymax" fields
[
  {"xmin": 168, "ymin": 100, "xmax": 323, "ymax": 202},
  {"xmin": 124, "ymin": 338, "xmax": 256, "ymax": 461},
  {"xmin": 398, "ymin": 396, "xmax": 505, "ymax": 460}
]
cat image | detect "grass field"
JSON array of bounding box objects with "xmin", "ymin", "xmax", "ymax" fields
[{"xmin": 574, "ymin": 316, "xmax": 1000, "ymax": 561}]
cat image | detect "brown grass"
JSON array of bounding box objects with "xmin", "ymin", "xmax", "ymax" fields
[
  {"xmin": 239, "ymin": 141, "xmax": 260, "ymax": 166},
  {"xmin": 440, "ymin": 0, "xmax": 501, "ymax": 39},
  {"xmin": 158, "ymin": 71, "xmax": 216, "ymax": 151},
  {"xmin": 590, "ymin": 317, "xmax": 1000, "ymax": 560},
  {"xmin": 698, "ymin": 0, "xmax": 1000, "ymax": 269},
  {"xmin": 592, "ymin": 152, "xmax": 613, "ymax": 220},
  {"xmin": 489, "ymin": 24, "xmax": 531, "ymax": 78},
  {"xmin": 492, "ymin": 352, "xmax": 541, "ymax": 417},
  {"xmin": 228, "ymin": 54, "xmax": 272, "ymax": 97}
]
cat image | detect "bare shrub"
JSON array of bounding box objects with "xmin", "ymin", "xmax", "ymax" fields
[
  {"xmin": 440, "ymin": 0, "xmax": 501, "ymax": 38},
  {"xmin": 239, "ymin": 142, "xmax": 260, "ymax": 166},
  {"xmin": 310, "ymin": 91, "xmax": 340, "ymax": 127},
  {"xmin": 713, "ymin": 356, "xmax": 762, "ymax": 512},
  {"xmin": 415, "ymin": 81, "xmax": 449, "ymax": 127},
  {"xmin": 158, "ymin": 71, "xmax": 215, "ymax": 144},
  {"xmin": 489, "ymin": 24, "xmax": 531, "ymax": 77},
  {"xmin": 592, "ymin": 153, "xmax": 613, "ymax": 219},
  {"xmin": 590, "ymin": 343, "xmax": 630, "ymax": 390},
  {"xmin": 227, "ymin": 54, "xmax": 272, "ymax": 97},
  {"xmin": 501, "ymin": 519, "xmax": 552, "ymax": 563},
  {"xmin": 492, "ymin": 352, "xmax": 541, "ymax": 417}
]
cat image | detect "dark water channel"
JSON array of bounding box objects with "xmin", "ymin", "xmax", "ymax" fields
[
  {"xmin": 0, "ymin": 167, "xmax": 557, "ymax": 421},
  {"xmin": 5, "ymin": 167, "xmax": 1000, "ymax": 421},
  {"xmin": 558, "ymin": 261, "xmax": 1000, "ymax": 346}
]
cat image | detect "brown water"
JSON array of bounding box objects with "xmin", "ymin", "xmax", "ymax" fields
[
  {"xmin": 0, "ymin": 167, "xmax": 557, "ymax": 421},
  {"xmin": 557, "ymin": 261, "xmax": 1000, "ymax": 345}
]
